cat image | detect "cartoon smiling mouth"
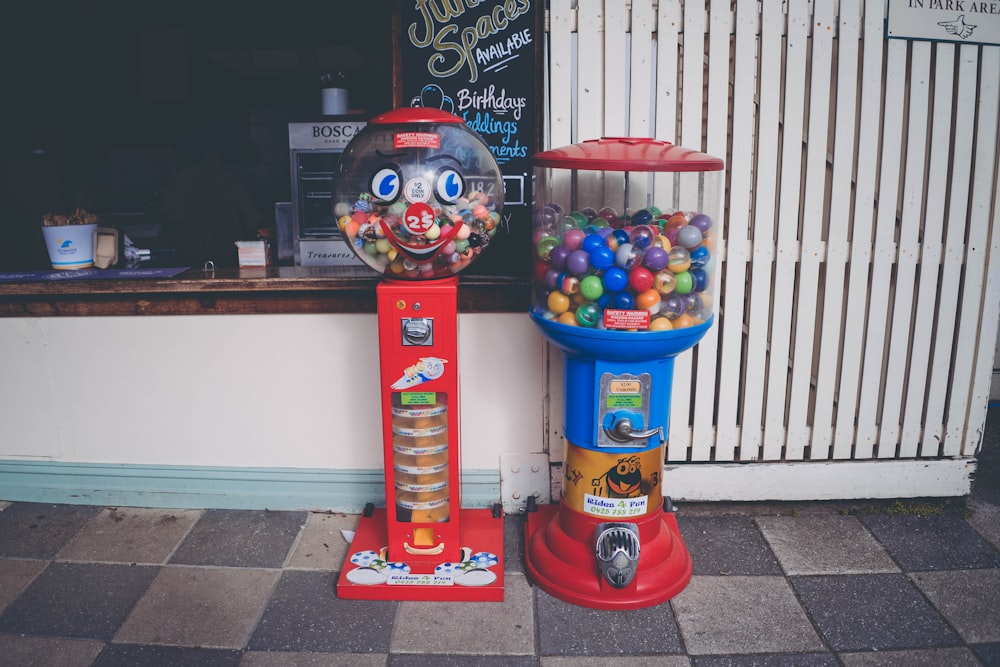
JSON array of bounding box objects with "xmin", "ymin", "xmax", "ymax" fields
[{"xmin": 381, "ymin": 216, "xmax": 461, "ymax": 262}]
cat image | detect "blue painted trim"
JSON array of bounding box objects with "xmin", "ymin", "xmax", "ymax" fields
[{"xmin": 0, "ymin": 460, "xmax": 501, "ymax": 511}]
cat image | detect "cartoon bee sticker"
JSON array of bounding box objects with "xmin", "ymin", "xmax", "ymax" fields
[{"xmin": 592, "ymin": 456, "xmax": 644, "ymax": 499}]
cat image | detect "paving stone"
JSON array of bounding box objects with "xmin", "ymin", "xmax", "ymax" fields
[
  {"xmin": 676, "ymin": 515, "xmax": 783, "ymax": 576},
  {"xmin": 0, "ymin": 503, "xmax": 102, "ymax": 559},
  {"xmin": 858, "ymin": 512, "xmax": 1000, "ymax": 571},
  {"xmin": 755, "ymin": 514, "xmax": 898, "ymax": 575},
  {"xmin": 542, "ymin": 657, "xmax": 689, "ymax": 666},
  {"xmin": 535, "ymin": 589, "xmax": 683, "ymax": 656},
  {"xmin": 966, "ymin": 503, "xmax": 1000, "ymax": 551},
  {"xmin": 57, "ymin": 507, "xmax": 202, "ymax": 565},
  {"xmin": 692, "ymin": 655, "xmax": 837, "ymax": 666},
  {"xmin": 671, "ymin": 576, "xmax": 823, "ymax": 655},
  {"xmin": 0, "ymin": 562, "xmax": 158, "ymax": 640},
  {"xmin": 391, "ymin": 573, "xmax": 534, "ymax": 655},
  {"xmin": 790, "ymin": 574, "xmax": 960, "ymax": 651},
  {"xmin": 285, "ymin": 512, "xmax": 357, "ymax": 570},
  {"xmin": 0, "ymin": 558, "xmax": 47, "ymax": 614},
  {"xmin": 114, "ymin": 566, "xmax": 280, "ymax": 648},
  {"xmin": 169, "ymin": 509, "xmax": 307, "ymax": 568},
  {"xmin": 909, "ymin": 569, "xmax": 1000, "ymax": 643},
  {"xmin": 837, "ymin": 646, "xmax": 982, "ymax": 666},
  {"xmin": 0, "ymin": 633, "xmax": 104, "ymax": 667},
  {"xmin": 248, "ymin": 570, "xmax": 397, "ymax": 653},
  {"xmin": 970, "ymin": 642, "xmax": 1000, "ymax": 666},
  {"xmin": 239, "ymin": 651, "xmax": 389, "ymax": 666},
  {"xmin": 93, "ymin": 644, "xmax": 242, "ymax": 666},
  {"xmin": 392, "ymin": 656, "xmax": 539, "ymax": 666}
]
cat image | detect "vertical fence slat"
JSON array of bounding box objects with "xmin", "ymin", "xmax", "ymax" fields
[
  {"xmin": 833, "ymin": 0, "xmax": 887, "ymax": 459},
  {"xmin": 547, "ymin": 0, "xmax": 574, "ymax": 149},
  {"xmin": 788, "ymin": 2, "xmax": 835, "ymax": 459},
  {"xmin": 900, "ymin": 43, "xmax": 955, "ymax": 453},
  {"xmin": 812, "ymin": 0, "xmax": 861, "ymax": 460},
  {"xmin": 712, "ymin": 0, "xmax": 758, "ymax": 462},
  {"xmin": 669, "ymin": 0, "xmax": 711, "ymax": 457},
  {"xmin": 880, "ymin": 42, "xmax": 932, "ymax": 458},
  {"xmin": 964, "ymin": 49, "xmax": 1000, "ymax": 456},
  {"xmin": 689, "ymin": 0, "xmax": 733, "ymax": 462},
  {"xmin": 946, "ymin": 47, "xmax": 1000, "ymax": 456},
  {"xmin": 604, "ymin": 1, "xmax": 628, "ymax": 135},
  {"xmin": 629, "ymin": 0, "xmax": 656, "ymax": 137},
  {"xmin": 764, "ymin": 0, "xmax": 809, "ymax": 461},
  {"xmin": 740, "ymin": 0, "xmax": 784, "ymax": 460},
  {"xmin": 655, "ymin": 0, "xmax": 681, "ymax": 143},
  {"xmin": 922, "ymin": 44, "xmax": 979, "ymax": 456},
  {"xmin": 577, "ymin": 0, "xmax": 605, "ymax": 141}
]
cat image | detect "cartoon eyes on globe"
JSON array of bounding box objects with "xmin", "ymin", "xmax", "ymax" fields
[{"xmin": 337, "ymin": 157, "xmax": 500, "ymax": 279}]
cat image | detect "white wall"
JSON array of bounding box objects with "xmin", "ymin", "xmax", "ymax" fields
[{"xmin": 0, "ymin": 313, "xmax": 545, "ymax": 472}]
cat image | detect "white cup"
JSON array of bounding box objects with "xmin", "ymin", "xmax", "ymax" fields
[{"xmin": 41, "ymin": 223, "xmax": 98, "ymax": 270}]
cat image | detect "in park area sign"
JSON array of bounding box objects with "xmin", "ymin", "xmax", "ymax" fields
[{"xmin": 887, "ymin": 0, "xmax": 1000, "ymax": 45}]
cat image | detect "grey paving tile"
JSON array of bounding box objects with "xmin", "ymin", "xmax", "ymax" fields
[
  {"xmin": 909, "ymin": 569, "xmax": 1000, "ymax": 643},
  {"xmin": 837, "ymin": 646, "xmax": 982, "ymax": 666},
  {"xmin": 114, "ymin": 566, "xmax": 280, "ymax": 648},
  {"xmin": 93, "ymin": 643, "xmax": 242, "ymax": 666},
  {"xmin": 57, "ymin": 507, "xmax": 202, "ymax": 564},
  {"xmin": 970, "ymin": 642, "xmax": 1000, "ymax": 666},
  {"xmin": 505, "ymin": 512, "xmax": 527, "ymax": 574},
  {"xmin": 0, "ymin": 503, "xmax": 102, "ymax": 559},
  {"xmin": 391, "ymin": 657, "xmax": 538, "ymax": 666},
  {"xmin": 285, "ymin": 512, "xmax": 357, "ymax": 570},
  {"xmin": 535, "ymin": 589, "xmax": 683, "ymax": 656},
  {"xmin": 967, "ymin": 503, "xmax": 1000, "ymax": 551},
  {"xmin": 169, "ymin": 509, "xmax": 307, "ymax": 568},
  {"xmin": 692, "ymin": 655, "xmax": 837, "ymax": 667},
  {"xmin": 391, "ymin": 573, "xmax": 534, "ymax": 655},
  {"xmin": 0, "ymin": 558, "xmax": 47, "ymax": 613},
  {"xmin": 790, "ymin": 574, "xmax": 960, "ymax": 651},
  {"xmin": 249, "ymin": 570, "xmax": 397, "ymax": 652},
  {"xmin": 676, "ymin": 515, "xmax": 783, "ymax": 576},
  {"xmin": 240, "ymin": 651, "xmax": 388, "ymax": 666},
  {"xmin": 671, "ymin": 576, "xmax": 823, "ymax": 655},
  {"xmin": 542, "ymin": 658, "xmax": 688, "ymax": 666},
  {"xmin": 0, "ymin": 633, "xmax": 105, "ymax": 667},
  {"xmin": 755, "ymin": 515, "xmax": 898, "ymax": 575},
  {"xmin": 858, "ymin": 511, "xmax": 1000, "ymax": 571},
  {"xmin": 0, "ymin": 562, "xmax": 158, "ymax": 640}
]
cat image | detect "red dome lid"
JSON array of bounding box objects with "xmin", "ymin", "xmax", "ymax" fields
[
  {"xmin": 533, "ymin": 137, "xmax": 724, "ymax": 172},
  {"xmin": 369, "ymin": 107, "xmax": 466, "ymax": 125}
]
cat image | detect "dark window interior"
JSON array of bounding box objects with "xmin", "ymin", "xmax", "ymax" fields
[{"xmin": 0, "ymin": 0, "xmax": 393, "ymax": 269}]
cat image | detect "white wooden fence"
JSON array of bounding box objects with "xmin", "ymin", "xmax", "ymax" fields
[{"xmin": 543, "ymin": 0, "xmax": 1000, "ymax": 499}]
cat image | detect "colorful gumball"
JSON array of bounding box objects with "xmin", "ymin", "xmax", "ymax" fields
[
  {"xmin": 563, "ymin": 228, "xmax": 586, "ymax": 250},
  {"xmin": 602, "ymin": 267, "xmax": 628, "ymax": 292},
  {"xmin": 642, "ymin": 246, "xmax": 669, "ymax": 271},
  {"xmin": 629, "ymin": 267, "xmax": 654, "ymax": 293},
  {"xmin": 547, "ymin": 291, "xmax": 571, "ymax": 314},
  {"xmin": 654, "ymin": 270, "xmax": 676, "ymax": 294},
  {"xmin": 566, "ymin": 249, "xmax": 591, "ymax": 275},
  {"xmin": 612, "ymin": 292, "xmax": 635, "ymax": 309},
  {"xmin": 575, "ymin": 303, "xmax": 600, "ymax": 327},
  {"xmin": 589, "ymin": 245, "xmax": 615, "ymax": 270},
  {"xmin": 580, "ymin": 275, "xmax": 604, "ymax": 301},
  {"xmin": 635, "ymin": 289, "xmax": 661, "ymax": 311},
  {"xmin": 673, "ymin": 271, "xmax": 694, "ymax": 295},
  {"xmin": 676, "ymin": 225, "xmax": 703, "ymax": 249},
  {"xmin": 667, "ymin": 246, "xmax": 691, "ymax": 273},
  {"xmin": 560, "ymin": 275, "xmax": 580, "ymax": 294}
]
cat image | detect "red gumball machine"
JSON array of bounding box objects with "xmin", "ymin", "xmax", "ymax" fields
[{"xmin": 334, "ymin": 108, "xmax": 505, "ymax": 602}]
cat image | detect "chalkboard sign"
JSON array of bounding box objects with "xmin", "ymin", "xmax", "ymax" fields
[{"xmin": 393, "ymin": 0, "xmax": 543, "ymax": 278}]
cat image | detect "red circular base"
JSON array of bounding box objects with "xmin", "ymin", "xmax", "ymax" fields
[{"xmin": 525, "ymin": 503, "xmax": 692, "ymax": 610}]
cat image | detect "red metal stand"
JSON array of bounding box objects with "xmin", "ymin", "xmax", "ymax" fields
[{"xmin": 336, "ymin": 277, "xmax": 504, "ymax": 601}]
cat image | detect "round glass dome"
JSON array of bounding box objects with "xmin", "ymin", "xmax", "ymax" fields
[
  {"xmin": 332, "ymin": 108, "xmax": 504, "ymax": 279},
  {"xmin": 531, "ymin": 138, "xmax": 724, "ymax": 333}
]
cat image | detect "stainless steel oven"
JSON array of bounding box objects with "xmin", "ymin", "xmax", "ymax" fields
[{"xmin": 287, "ymin": 119, "xmax": 367, "ymax": 266}]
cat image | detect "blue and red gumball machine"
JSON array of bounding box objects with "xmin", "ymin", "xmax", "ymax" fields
[
  {"xmin": 334, "ymin": 108, "xmax": 505, "ymax": 601},
  {"xmin": 526, "ymin": 138, "xmax": 724, "ymax": 610}
]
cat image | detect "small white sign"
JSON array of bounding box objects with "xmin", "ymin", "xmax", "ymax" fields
[
  {"xmin": 887, "ymin": 0, "xmax": 1000, "ymax": 46},
  {"xmin": 583, "ymin": 493, "xmax": 649, "ymax": 518}
]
